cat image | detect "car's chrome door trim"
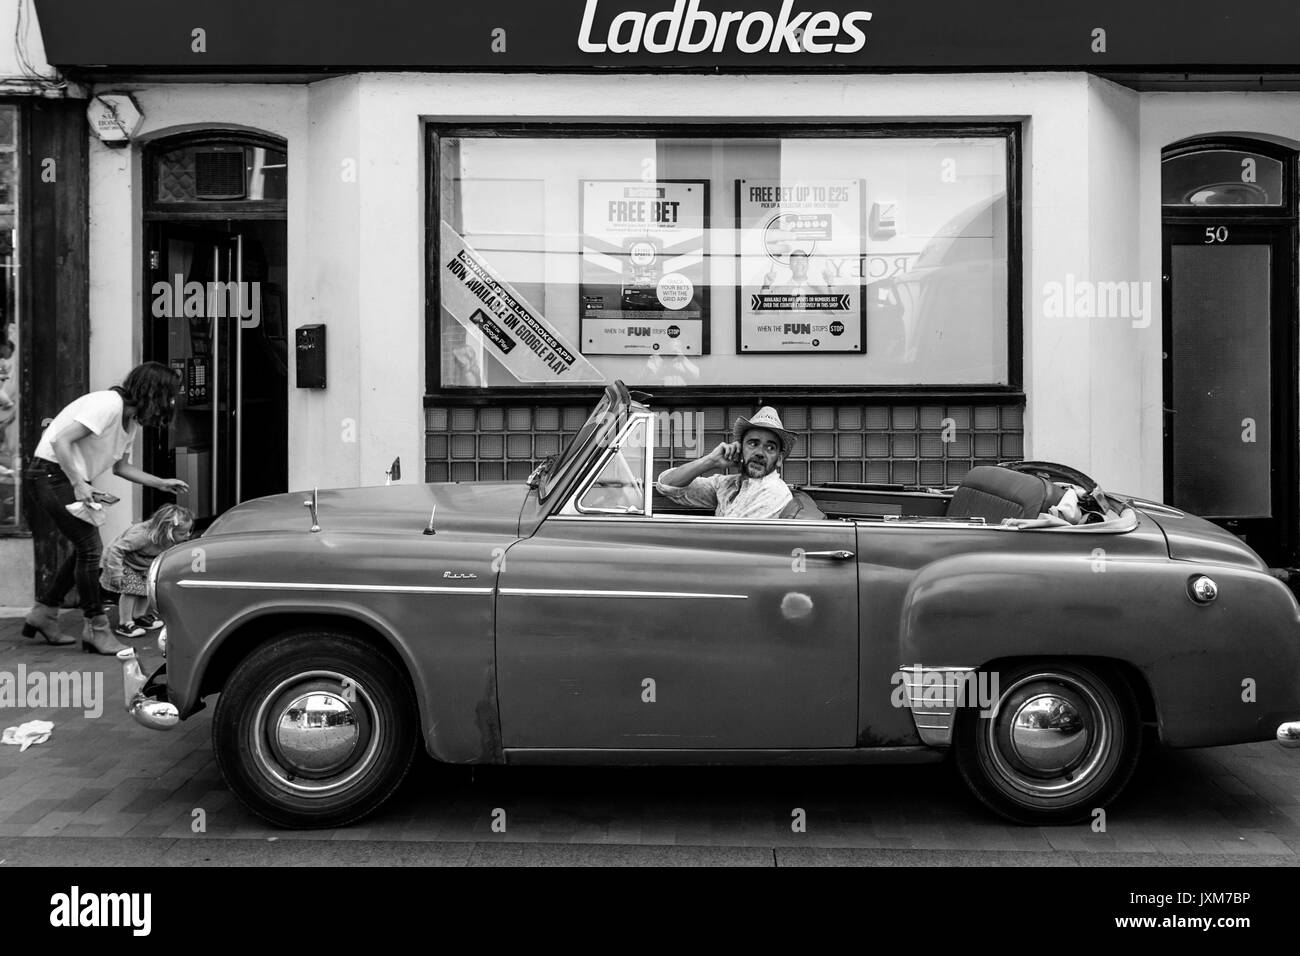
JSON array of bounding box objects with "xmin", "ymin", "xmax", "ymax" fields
[
  {"xmin": 499, "ymin": 587, "xmax": 747, "ymax": 600},
  {"xmin": 175, "ymin": 579, "xmax": 494, "ymax": 595}
]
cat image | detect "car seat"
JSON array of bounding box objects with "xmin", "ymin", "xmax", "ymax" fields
[
  {"xmin": 779, "ymin": 490, "xmax": 826, "ymax": 520},
  {"xmin": 945, "ymin": 465, "xmax": 1063, "ymax": 524}
]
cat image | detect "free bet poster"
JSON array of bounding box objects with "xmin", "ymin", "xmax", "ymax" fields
[
  {"xmin": 735, "ymin": 178, "xmax": 865, "ymax": 353},
  {"xmin": 579, "ymin": 180, "xmax": 709, "ymax": 356}
]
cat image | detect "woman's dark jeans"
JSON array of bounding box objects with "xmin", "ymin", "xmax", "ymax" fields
[{"xmin": 26, "ymin": 460, "xmax": 103, "ymax": 617}]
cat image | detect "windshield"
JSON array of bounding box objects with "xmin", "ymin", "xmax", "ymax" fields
[{"xmin": 538, "ymin": 389, "xmax": 627, "ymax": 500}]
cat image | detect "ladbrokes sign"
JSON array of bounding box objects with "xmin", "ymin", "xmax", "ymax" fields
[{"xmin": 578, "ymin": 0, "xmax": 873, "ymax": 54}]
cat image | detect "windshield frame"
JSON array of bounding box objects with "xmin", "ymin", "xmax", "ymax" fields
[{"xmin": 537, "ymin": 382, "xmax": 633, "ymax": 502}]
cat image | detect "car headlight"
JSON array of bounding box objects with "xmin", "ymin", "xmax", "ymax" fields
[{"xmin": 146, "ymin": 554, "xmax": 162, "ymax": 609}]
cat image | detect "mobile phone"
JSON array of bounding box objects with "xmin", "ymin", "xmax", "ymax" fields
[{"xmin": 92, "ymin": 491, "xmax": 119, "ymax": 505}]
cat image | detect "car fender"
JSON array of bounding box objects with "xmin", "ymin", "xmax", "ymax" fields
[{"xmin": 897, "ymin": 550, "xmax": 1300, "ymax": 746}]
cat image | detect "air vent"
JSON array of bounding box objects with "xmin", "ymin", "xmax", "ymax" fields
[{"xmin": 195, "ymin": 150, "xmax": 246, "ymax": 200}]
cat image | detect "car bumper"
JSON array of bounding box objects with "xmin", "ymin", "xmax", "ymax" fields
[
  {"xmin": 1279, "ymin": 721, "xmax": 1300, "ymax": 748},
  {"xmin": 118, "ymin": 645, "xmax": 179, "ymax": 732}
]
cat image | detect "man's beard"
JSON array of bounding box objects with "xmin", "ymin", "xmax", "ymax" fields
[{"xmin": 744, "ymin": 457, "xmax": 773, "ymax": 478}]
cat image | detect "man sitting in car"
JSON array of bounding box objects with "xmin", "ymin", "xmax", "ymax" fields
[{"xmin": 655, "ymin": 406, "xmax": 795, "ymax": 518}]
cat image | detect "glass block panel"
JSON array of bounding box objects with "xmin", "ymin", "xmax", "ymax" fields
[
  {"xmin": 892, "ymin": 406, "xmax": 918, "ymax": 430},
  {"xmin": 426, "ymin": 434, "xmax": 448, "ymax": 459},
  {"xmin": 480, "ymin": 407, "xmax": 505, "ymax": 431},
  {"xmin": 563, "ymin": 407, "xmax": 588, "ymax": 430},
  {"xmin": 783, "ymin": 460, "xmax": 808, "ymax": 485},
  {"xmin": 919, "ymin": 406, "xmax": 946, "ymax": 428},
  {"xmin": 451, "ymin": 462, "xmax": 477, "ymax": 481},
  {"xmin": 919, "ymin": 461, "xmax": 945, "ymax": 485},
  {"xmin": 507, "ymin": 461, "xmax": 533, "ymax": 480},
  {"xmin": 1001, "ymin": 434, "xmax": 1024, "ymax": 458},
  {"xmin": 946, "ymin": 461, "xmax": 972, "ymax": 484},
  {"xmin": 946, "ymin": 435, "xmax": 972, "ymax": 457},
  {"xmin": 507, "ymin": 435, "xmax": 532, "ymax": 459},
  {"xmin": 727, "ymin": 407, "xmax": 750, "ymax": 424},
  {"xmin": 535, "ymin": 434, "xmax": 562, "ymax": 457},
  {"xmin": 810, "ymin": 406, "xmax": 835, "ymax": 429},
  {"xmin": 451, "ymin": 435, "xmax": 477, "ymax": 459},
  {"xmin": 946, "ymin": 407, "xmax": 971, "ymax": 429},
  {"xmin": 892, "ymin": 461, "xmax": 917, "ymax": 484},
  {"xmin": 811, "ymin": 461, "xmax": 836, "ymax": 484},
  {"xmin": 479, "ymin": 435, "xmax": 504, "ymax": 459},
  {"xmin": 974, "ymin": 434, "xmax": 1000, "ymax": 457},
  {"xmin": 837, "ymin": 461, "xmax": 863, "ymax": 483},
  {"xmin": 974, "ymin": 406, "xmax": 1000, "ymax": 429},
  {"xmin": 838, "ymin": 434, "xmax": 862, "ymax": 457},
  {"xmin": 892, "ymin": 435, "xmax": 917, "ymax": 457},
  {"xmin": 478, "ymin": 463, "xmax": 505, "ymax": 481},
  {"xmin": 535, "ymin": 408, "xmax": 561, "ymax": 430},
  {"xmin": 782, "ymin": 406, "xmax": 808, "ymax": 430},
  {"xmin": 1001, "ymin": 405, "xmax": 1024, "ymax": 429},
  {"xmin": 919, "ymin": 434, "xmax": 945, "ymax": 458},
  {"xmin": 427, "ymin": 462, "xmax": 450, "ymax": 482},
  {"xmin": 837, "ymin": 406, "xmax": 862, "ymax": 430},
  {"xmin": 507, "ymin": 407, "xmax": 531, "ymax": 431},
  {"xmin": 705, "ymin": 431, "xmax": 728, "ymax": 449},
  {"xmin": 811, "ymin": 434, "xmax": 835, "ymax": 458},
  {"xmin": 866, "ymin": 462, "xmax": 890, "ymax": 483},
  {"xmin": 866, "ymin": 435, "xmax": 890, "ymax": 458},
  {"xmin": 703, "ymin": 407, "xmax": 726, "ymax": 429},
  {"xmin": 865, "ymin": 407, "xmax": 890, "ymax": 430},
  {"xmin": 451, "ymin": 407, "xmax": 477, "ymax": 431},
  {"xmin": 426, "ymin": 407, "xmax": 448, "ymax": 431}
]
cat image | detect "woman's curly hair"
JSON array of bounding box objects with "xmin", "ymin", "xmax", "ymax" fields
[{"xmin": 115, "ymin": 362, "xmax": 180, "ymax": 428}]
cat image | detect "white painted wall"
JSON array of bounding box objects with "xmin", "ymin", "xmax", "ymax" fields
[{"xmin": 0, "ymin": 0, "xmax": 54, "ymax": 87}]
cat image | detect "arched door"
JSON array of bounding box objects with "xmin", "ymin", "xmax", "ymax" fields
[
  {"xmin": 142, "ymin": 133, "xmax": 288, "ymax": 526},
  {"xmin": 1162, "ymin": 137, "xmax": 1299, "ymax": 566}
]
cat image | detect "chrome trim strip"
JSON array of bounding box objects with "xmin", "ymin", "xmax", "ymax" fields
[
  {"xmin": 547, "ymin": 514, "xmax": 838, "ymax": 529},
  {"xmin": 175, "ymin": 580, "xmax": 494, "ymax": 595},
  {"xmin": 899, "ymin": 664, "xmax": 978, "ymax": 748},
  {"xmin": 499, "ymin": 587, "xmax": 747, "ymax": 600}
]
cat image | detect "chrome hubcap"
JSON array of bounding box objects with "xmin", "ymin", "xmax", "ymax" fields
[
  {"xmin": 984, "ymin": 674, "xmax": 1109, "ymax": 799},
  {"xmin": 250, "ymin": 670, "xmax": 383, "ymax": 798}
]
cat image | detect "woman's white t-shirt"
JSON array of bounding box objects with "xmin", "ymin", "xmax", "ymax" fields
[{"xmin": 34, "ymin": 390, "xmax": 138, "ymax": 482}]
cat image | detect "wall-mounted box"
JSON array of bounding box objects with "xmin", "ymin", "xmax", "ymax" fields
[{"xmin": 295, "ymin": 324, "xmax": 326, "ymax": 389}]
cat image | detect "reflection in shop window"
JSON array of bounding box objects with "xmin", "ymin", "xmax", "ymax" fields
[
  {"xmin": 434, "ymin": 132, "xmax": 1011, "ymax": 389},
  {"xmin": 0, "ymin": 105, "xmax": 19, "ymax": 529}
]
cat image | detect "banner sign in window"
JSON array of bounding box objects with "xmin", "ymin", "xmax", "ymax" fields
[
  {"xmin": 440, "ymin": 221, "xmax": 604, "ymax": 383},
  {"xmin": 579, "ymin": 180, "xmax": 709, "ymax": 356},
  {"xmin": 735, "ymin": 179, "xmax": 865, "ymax": 353}
]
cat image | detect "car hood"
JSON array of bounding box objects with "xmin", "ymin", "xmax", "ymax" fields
[
  {"xmin": 1129, "ymin": 497, "xmax": 1268, "ymax": 570},
  {"xmin": 203, "ymin": 481, "xmax": 530, "ymax": 538}
]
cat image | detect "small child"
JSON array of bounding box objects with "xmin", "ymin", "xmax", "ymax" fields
[{"xmin": 100, "ymin": 503, "xmax": 194, "ymax": 639}]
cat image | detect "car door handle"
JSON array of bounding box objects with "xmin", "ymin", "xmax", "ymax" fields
[{"xmin": 803, "ymin": 550, "xmax": 855, "ymax": 560}]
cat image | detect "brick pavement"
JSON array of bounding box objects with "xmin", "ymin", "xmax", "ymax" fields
[{"xmin": 1, "ymin": 613, "xmax": 1299, "ymax": 860}]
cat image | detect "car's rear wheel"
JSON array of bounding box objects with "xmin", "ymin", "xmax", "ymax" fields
[
  {"xmin": 954, "ymin": 661, "xmax": 1141, "ymax": 825},
  {"xmin": 212, "ymin": 630, "xmax": 418, "ymax": 829}
]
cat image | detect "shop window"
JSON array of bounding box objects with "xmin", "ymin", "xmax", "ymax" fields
[
  {"xmin": 1162, "ymin": 148, "xmax": 1285, "ymax": 207},
  {"xmin": 154, "ymin": 143, "xmax": 286, "ymax": 203},
  {"xmin": 432, "ymin": 128, "xmax": 1014, "ymax": 391},
  {"xmin": 0, "ymin": 105, "xmax": 19, "ymax": 530}
]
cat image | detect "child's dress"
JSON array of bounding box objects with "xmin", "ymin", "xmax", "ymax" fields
[{"xmin": 100, "ymin": 520, "xmax": 163, "ymax": 596}]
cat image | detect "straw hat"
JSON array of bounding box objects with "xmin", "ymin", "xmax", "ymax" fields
[{"xmin": 733, "ymin": 406, "xmax": 797, "ymax": 458}]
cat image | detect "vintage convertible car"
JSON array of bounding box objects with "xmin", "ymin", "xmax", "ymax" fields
[{"xmin": 128, "ymin": 382, "xmax": 1300, "ymax": 828}]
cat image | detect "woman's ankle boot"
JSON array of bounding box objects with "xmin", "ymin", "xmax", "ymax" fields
[
  {"xmin": 82, "ymin": 614, "xmax": 127, "ymax": 655},
  {"xmin": 21, "ymin": 602, "xmax": 76, "ymax": 646}
]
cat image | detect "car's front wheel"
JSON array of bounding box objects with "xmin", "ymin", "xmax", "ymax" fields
[
  {"xmin": 212, "ymin": 630, "xmax": 418, "ymax": 828},
  {"xmin": 954, "ymin": 661, "xmax": 1141, "ymax": 825}
]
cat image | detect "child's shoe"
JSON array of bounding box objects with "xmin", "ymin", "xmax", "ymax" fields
[{"xmin": 114, "ymin": 620, "xmax": 146, "ymax": 639}]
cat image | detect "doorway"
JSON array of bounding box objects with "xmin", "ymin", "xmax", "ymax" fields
[
  {"xmin": 142, "ymin": 134, "xmax": 288, "ymax": 527},
  {"xmin": 1161, "ymin": 137, "xmax": 1299, "ymax": 566}
]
